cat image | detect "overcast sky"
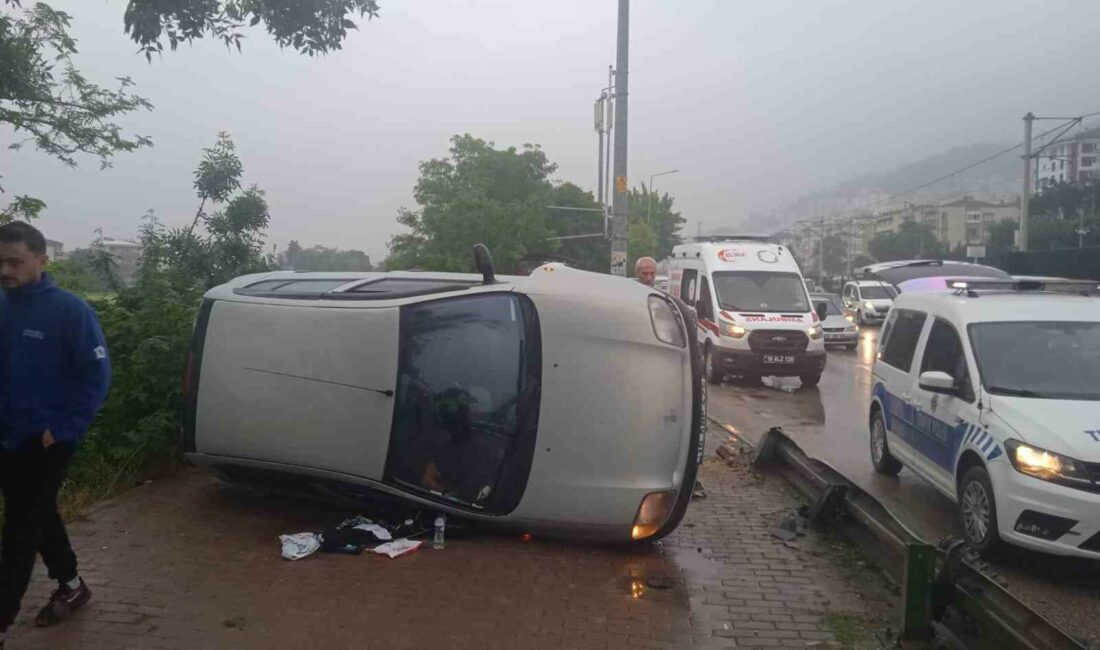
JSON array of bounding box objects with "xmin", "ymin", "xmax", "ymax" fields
[{"xmin": 4, "ymin": 0, "xmax": 1100, "ymax": 260}]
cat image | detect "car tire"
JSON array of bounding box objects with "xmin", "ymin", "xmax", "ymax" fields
[
  {"xmin": 870, "ymin": 410, "xmax": 903, "ymax": 476},
  {"xmin": 959, "ymin": 466, "xmax": 1003, "ymax": 556},
  {"xmin": 799, "ymin": 373, "xmax": 821, "ymax": 387},
  {"xmin": 704, "ymin": 345, "xmax": 722, "ymax": 385}
]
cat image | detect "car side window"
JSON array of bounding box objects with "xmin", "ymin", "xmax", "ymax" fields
[
  {"xmin": 920, "ymin": 319, "xmax": 975, "ymax": 402},
  {"xmin": 880, "ymin": 309, "xmax": 928, "ymax": 373},
  {"xmin": 697, "ymin": 276, "xmax": 715, "ymax": 321},
  {"xmin": 843, "ymin": 285, "xmax": 852, "ymax": 300},
  {"xmin": 679, "ymin": 269, "xmax": 698, "ymax": 305}
]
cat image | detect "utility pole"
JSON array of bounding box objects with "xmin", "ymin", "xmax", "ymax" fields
[
  {"xmin": 817, "ymin": 217, "xmax": 824, "ymax": 281},
  {"xmin": 1021, "ymin": 112, "xmax": 1034, "ymax": 252},
  {"xmin": 595, "ymin": 92, "xmax": 607, "ymax": 205},
  {"xmin": 610, "ymin": 0, "xmax": 630, "ymax": 276}
]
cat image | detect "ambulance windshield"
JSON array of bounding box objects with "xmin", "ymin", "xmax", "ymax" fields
[{"xmin": 713, "ymin": 271, "xmax": 809, "ymax": 313}]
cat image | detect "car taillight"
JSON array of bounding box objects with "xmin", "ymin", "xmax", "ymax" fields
[{"xmin": 631, "ymin": 491, "xmax": 676, "ymax": 540}]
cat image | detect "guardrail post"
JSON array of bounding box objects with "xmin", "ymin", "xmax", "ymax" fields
[{"xmin": 902, "ymin": 542, "xmax": 936, "ymax": 640}]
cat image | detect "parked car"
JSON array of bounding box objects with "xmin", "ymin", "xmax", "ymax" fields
[
  {"xmin": 667, "ymin": 236, "xmax": 826, "ymax": 387},
  {"xmin": 810, "ymin": 293, "xmax": 859, "ymax": 350},
  {"xmin": 181, "ymin": 249, "xmax": 705, "ymax": 543},
  {"xmin": 868, "ymin": 277, "xmax": 1100, "ymax": 558},
  {"xmin": 841, "ymin": 280, "xmax": 898, "ymax": 325}
]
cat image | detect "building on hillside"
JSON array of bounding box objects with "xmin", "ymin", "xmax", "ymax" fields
[
  {"xmin": 46, "ymin": 239, "xmax": 64, "ymax": 260},
  {"xmin": 100, "ymin": 238, "xmax": 143, "ymax": 286},
  {"xmin": 861, "ymin": 197, "xmax": 1019, "ymax": 250},
  {"xmin": 1035, "ymin": 127, "xmax": 1100, "ymax": 191}
]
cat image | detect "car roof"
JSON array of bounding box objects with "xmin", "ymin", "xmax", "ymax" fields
[
  {"xmin": 849, "ymin": 280, "xmax": 893, "ymax": 287},
  {"xmin": 893, "ymin": 291, "xmax": 1100, "ymax": 325}
]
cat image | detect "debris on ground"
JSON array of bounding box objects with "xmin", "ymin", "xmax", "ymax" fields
[
  {"xmin": 279, "ymin": 532, "xmax": 321, "ymax": 560},
  {"xmin": 770, "ymin": 505, "xmax": 810, "ymax": 542},
  {"xmin": 372, "ymin": 539, "xmax": 423, "ymax": 558},
  {"xmin": 761, "ymin": 376, "xmax": 800, "ymax": 393},
  {"xmin": 691, "ymin": 479, "xmax": 707, "ymax": 500}
]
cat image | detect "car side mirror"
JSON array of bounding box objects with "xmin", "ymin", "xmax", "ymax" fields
[
  {"xmin": 814, "ymin": 302, "xmax": 828, "ymax": 321},
  {"xmin": 919, "ymin": 370, "xmax": 957, "ymax": 395}
]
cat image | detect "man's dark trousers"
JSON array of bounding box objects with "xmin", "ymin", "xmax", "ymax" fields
[{"xmin": 0, "ymin": 438, "xmax": 78, "ymax": 629}]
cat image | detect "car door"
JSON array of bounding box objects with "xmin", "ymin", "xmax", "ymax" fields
[
  {"xmin": 842, "ymin": 284, "xmax": 854, "ymax": 310},
  {"xmin": 910, "ymin": 317, "xmax": 981, "ymax": 497},
  {"xmin": 872, "ymin": 308, "xmax": 930, "ymax": 471},
  {"xmin": 679, "ymin": 268, "xmax": 700, "ymax": 341},
  {"xmin": 696, "ymin": 275, "xmax": 718, "ymax": 336}
]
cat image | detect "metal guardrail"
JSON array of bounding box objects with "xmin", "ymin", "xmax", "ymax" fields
[{"xmin": 743, "ymin": 426, "xmax": 1086, "ymax": 650}]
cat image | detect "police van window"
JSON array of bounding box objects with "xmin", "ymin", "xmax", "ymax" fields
[
  {"xmin": 880, "ymin": 309, "xmax": 927, "ymax": 372},
  {"xmin": 679, "ymin": 269, "xmax": 698, "ymax": 304},
  {"xmin": 920, "ymin": 319, "xmax": 975, "ymax": 402},
  {"xmin": 696, "ymin": 277, "xmax": 715, "ymax": 321}
]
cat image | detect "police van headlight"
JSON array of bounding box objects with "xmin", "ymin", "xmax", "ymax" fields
[
  {"xmin": 648, "ymin": 296, "xmax": 686, "ymax": 348},
  {"xmin": 1005, "ymin": 440, "xmax": 1091, "ymax": 487},
  {"xmin": 863, "ymin": 301, "xmax": 875, "ymax": 311},
  {"xmin": 807, "ymin": 324, "xmax": 824, "ymax": 340}
]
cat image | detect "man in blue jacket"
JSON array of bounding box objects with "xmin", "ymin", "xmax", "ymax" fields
[{"xmin": 0, "ymin": 222, "xmax": 111, "ymax": 644}]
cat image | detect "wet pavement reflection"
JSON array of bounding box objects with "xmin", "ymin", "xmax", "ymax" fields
[{"xmin": 707, "ymin": 326, "xmax": 1100, "ymax": 646}]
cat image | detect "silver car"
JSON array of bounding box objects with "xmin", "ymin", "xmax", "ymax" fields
[
  {"xmin": 180, "ymin": 254, "xmax": 704, "ymax": 543},
  {"xmin": 811, "ymin": 293, "xmax": 859, "ymax": 350}
]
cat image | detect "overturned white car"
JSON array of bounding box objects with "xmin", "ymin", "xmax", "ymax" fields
[{"xmin": 180, "ymin": 248, "xmax": 704, "ymax": 542}]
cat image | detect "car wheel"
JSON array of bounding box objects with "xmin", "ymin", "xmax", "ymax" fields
[
  {"xmin": 870, "ymin": 410, "xmax": 903, "ymax": 476},
  {"xmin": 959, "ymin": 466, "xmax": 1002, "ymax": 555},
  {"xmin": 799, "ymin": 373, "xmax": 821, "ymax": 387},
  {"xmin": 704, "ymin": 346, "xmax": 722, "ymax": 384}
]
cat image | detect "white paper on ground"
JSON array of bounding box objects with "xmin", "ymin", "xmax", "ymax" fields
[
  {"xmin": 372, "ymin": 538, "xmax": 422, "ymax": 558},
  {"xmin": 353, "ymin": 523, "xmax": 393, "ymax": 541},
  {"xmin": 279, "ymin": 532, "xmax": 320, "ymax": 560}
]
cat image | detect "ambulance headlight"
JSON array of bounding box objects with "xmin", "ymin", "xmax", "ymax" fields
[
  {"xmin": 726, "ymin": 323, "xmax": 747, "ymax": 338},
  {"xmin": 648, "ymin": 296, "xmax": 686, "ymax": 348}
]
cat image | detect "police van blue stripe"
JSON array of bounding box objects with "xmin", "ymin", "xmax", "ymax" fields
[
  {"xmin": 987, "ymin": 446, "xmax": 1003, "ymax": 462},
  {"xmin": 981, "ymin": 437, "xmax": 992, "ymax": 453}
]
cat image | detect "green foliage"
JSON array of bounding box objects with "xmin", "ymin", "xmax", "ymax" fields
[
  {"xmin": 867, "ymin": 219, "xmax": 945, "ymax": 262},
  {"xmin": 628, "ymin": 184, "xmax": 685, "ymax": 260},
  {"xmin": 1, "ymin": 0, "xmax": 153, "ymax": 220},
  {"xmin": 123, "ymin": 0, "xmax": 380, "ymax": 58},
  {"xmin": 47, "ymin": 247, "xmax": 117, "ymax": 295},
  {"xmin": 820, "ymin": 235, "xmax": 847, "ymax": 276},
  {"xmin": 545, "ymin": 182, "xmax": 608, "ymax": 272},
  {"xmin": 627, "ymin": 220, "xmax": 657, "ymax": 270},
  {"xmin": 386, "ymin": 134, "xmax": 556, "ymax": 273},
  {"xmin": 279, "ymin": 240, "xmax": 372, "ymax": 271},
  {"xmin": 65, "ymin": 133, "xmax": 272, "ymax": 504}
]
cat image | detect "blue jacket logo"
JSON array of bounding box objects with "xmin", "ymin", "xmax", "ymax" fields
[{"xmin": 22, "ymin": 328, "xmax": 45, "ymax": 339}]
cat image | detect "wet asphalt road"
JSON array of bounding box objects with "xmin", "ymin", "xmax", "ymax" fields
[{"xmin": 706, "ymin": 327, "xmax": 1100, "ymax": 647}]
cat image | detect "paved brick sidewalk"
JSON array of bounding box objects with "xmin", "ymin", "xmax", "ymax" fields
[{"xmin": 7, "ymin": 442, "xmax": 895, "ymax": 649}]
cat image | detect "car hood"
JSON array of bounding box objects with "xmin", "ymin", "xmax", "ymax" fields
[
  {"xmin": 863, "ymin": 299, "xmax": 893, "ymax": 310},
  {"xmin": 821, "ymin": 315, "xmax": 852, "ymax": 328},
  {"xmin": 989, "ymin": 395, "xmax": 1100, "ymax": 461}
]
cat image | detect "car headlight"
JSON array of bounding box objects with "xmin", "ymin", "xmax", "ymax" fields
[
  {"xmin": 725, "ymin": 323, "xmax": 747, "ymax": 338},
  {"xmin": 864, "ymin": 301, "xmax": 875, "ymax": 310},
  {"xmin": 648, "ymin": 296, "xmax": 686, "ymax": 347},
  {"xmin": 1005, "ymin": 440, "xmax": 1091, "ymax": 487},
  {"xmin": 807, "ymin": 324, "xmax": 823, "ymax": 340},
  {"xmin": 846, "ymin": 324, "xmax": 858, "ymax": 332},
  {"xmin": 845, "ymin": 314, "xmax": 855, "ymax": 323},
  {"xmin": 632, "ymin": 491, "xmax": 676, "ymax": 540}
]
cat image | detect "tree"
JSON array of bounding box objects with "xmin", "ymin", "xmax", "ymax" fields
[
  {"xmin": 867, "ymin": 219, "xmax": 945, "ymax": 262},
  {"xmin": 545, "ymin": 182, "xmax": 608, "ymax": 272},
  {"xmin": 123, "ymin": 0, "xmax": 380, "ymax": 58},
  {"xmin": 628, "ymin": 184, "xmax": 685, "ymax": 260},
  {"xmin": 1, "ymin": 1, "xmax": 153, "ymax": 220},
  {"xmin": 627, "ymin": 221, "xmax": 657, "ymax": 271},
  {"xmin": 280, "ymin": 241, "xmax": 372, "ymax": 271},
  {"xmin": 385, "ymin": 134, "xmax": 556, "ymax": 273},
  {"xmin": 2, "ymin": 0, "xmax": 378, "ymax": 221},
  {"xmin": 820, "ymin": 235, "xmax": 847, "ymax": 276}
]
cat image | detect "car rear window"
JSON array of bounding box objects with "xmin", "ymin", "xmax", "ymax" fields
[
  {"xmin": 861, "ymin": 285, "xmax": 897, "ymax": 300},
  {"xmin": 384, "ymin": 293, "xmax": 541, "ymax": 514}
]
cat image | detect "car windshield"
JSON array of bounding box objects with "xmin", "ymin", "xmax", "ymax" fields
[
  {"xmin": 813, "ymin": 296, "xmax": 844, "ymax": 316},
  {"xmin": 861, "ymin": 285, "xmax": 897, "ymax": 300},
  {"xmin": 713, "ymin": 271, "xmax": 808, "ymax": 313},
  {"xmin": 969, "ymin": 321, "xmax": 1100, "ymax": 400}
]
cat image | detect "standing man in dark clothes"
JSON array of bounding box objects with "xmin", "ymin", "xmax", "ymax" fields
[{"xmin": 0, "ymin": 222, "xmax": 111, "ymax": 646}]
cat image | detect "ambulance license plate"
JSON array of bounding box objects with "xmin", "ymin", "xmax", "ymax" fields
[{"xmin": 763, "ymin": 354, "xmax": 795, "ymax": 365}]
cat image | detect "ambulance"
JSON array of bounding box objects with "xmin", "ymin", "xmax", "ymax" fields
[{"xmin": 668, "ymin": 237, "xmax": 827, "ymax": 386}]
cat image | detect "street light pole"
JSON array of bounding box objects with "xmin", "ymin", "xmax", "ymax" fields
[
  {"xmin": 1021, "ymin": 112, "xmax": 1034, "ymax": 252},
  {"xmin": 610, "ymin": 0, "xmax": 630, "ymax": 276},
  {"xmin": 647, "ymin": 168, "xmax": 679, "ymax": 226}
]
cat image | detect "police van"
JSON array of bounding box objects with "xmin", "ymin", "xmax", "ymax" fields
[
  {"xmin": 668, "ymin": 237, "xmax": 826, "ymax": 386},
  {"xmin": 869, "ymin": 278, "xmax": 1100, "ymax": 558}
]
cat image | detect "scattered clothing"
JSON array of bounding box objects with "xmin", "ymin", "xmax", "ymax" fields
[
  {"xmin": 372, "ymin": 539, "xmax": 423, "ymax": 559},
  {"xmin": 279, "ymin": 533, "xmax": 321, "ymax": 561}
]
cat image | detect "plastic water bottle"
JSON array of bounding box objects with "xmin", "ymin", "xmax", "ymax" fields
[{"xmin": 433, "ymin": 515, "xmax": 446, "ymax": 550}]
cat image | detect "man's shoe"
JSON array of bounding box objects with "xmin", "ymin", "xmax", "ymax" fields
[{"xmin": 34, "ymin": 579, "xmax": 92, "ymax": 627}]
